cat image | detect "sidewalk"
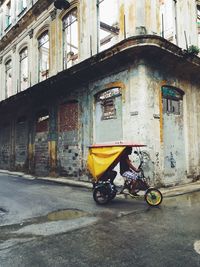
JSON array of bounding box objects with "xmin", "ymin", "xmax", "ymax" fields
[{"xmin": 1, "ymin": 169, "xmax": 200, "ymax": 197}]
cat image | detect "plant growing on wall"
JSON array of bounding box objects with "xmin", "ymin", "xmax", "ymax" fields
[{"xmin": 187, "ymin": 45, "xmax": 200, "ymax": 55}]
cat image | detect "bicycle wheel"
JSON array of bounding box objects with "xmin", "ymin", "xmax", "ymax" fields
[
  {"xmin": 93, "ymin": 186, "xmax": 110, "ymax": 205},
  {"xmin": 144, "ymin": 188, "xmax": 163, "ymax": 206}
]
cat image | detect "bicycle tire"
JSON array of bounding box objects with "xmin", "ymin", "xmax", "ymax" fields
[{"xmin": 144, "ymin": 188, "xmax": 163, "ymax": 206}]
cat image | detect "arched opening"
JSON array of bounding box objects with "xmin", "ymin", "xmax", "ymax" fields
[{"xmin": 94, "ymin": 87, "xmax": 122, "ymax": 142}]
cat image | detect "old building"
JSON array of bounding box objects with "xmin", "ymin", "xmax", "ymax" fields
[{"xmin": 0, "ymin": 0, "xmax": 200, "ymax": 186}]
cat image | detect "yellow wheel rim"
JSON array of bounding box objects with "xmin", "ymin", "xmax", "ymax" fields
[{"xmin": 146, "ymin": 190, "xmax": 162, "ymax": 206}]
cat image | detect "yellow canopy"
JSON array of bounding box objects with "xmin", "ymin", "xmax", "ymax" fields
[{"xmin": 87, "ymin": 146, "xmax": 126, "ymax": 181}]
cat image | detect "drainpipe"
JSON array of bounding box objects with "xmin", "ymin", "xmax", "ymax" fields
[{"xmin": 173, "ymin": 0, "xmax": 179, "ymax": 46}]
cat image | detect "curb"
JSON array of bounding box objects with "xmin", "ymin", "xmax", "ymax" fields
[
  {"xmin": 0, "ymin": 169, "xmax": 93, "ymax": 189},
  {"xmin": 1, "ymin": 169, "xmax": 200, "ymax": 197}
]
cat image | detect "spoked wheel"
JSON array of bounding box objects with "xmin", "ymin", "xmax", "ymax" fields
[
  {"xmin": 144, "ymin": 188, "xmax": 163, "ymax": 206},
  {"xmin": 93, "ymin": 186, "xmax": 110, "ymax": 205}
]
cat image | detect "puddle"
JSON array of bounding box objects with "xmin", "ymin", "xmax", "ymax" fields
[
  {"xmin": 14, "ymin": 209, "xmax": 91, "ymax": 228},
  {"xmin": 47, "ymin": 209, "xmax": 88, "ymax": 222},
  {"xmin": 13, "ymin": 209, "xmax": 97, "ymax": 237},
  {"xmin": 0, "ymin": 209, "xmax": 97, "ymax": 239}
]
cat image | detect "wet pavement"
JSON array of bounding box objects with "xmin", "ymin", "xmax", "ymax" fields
[
  {"xmin": 0, "ymin": 192, "xmax": 200, "ymax": 266},
  {"xmin": 0, "ymin": 173, "xmax": 200, "ymax": 266}
]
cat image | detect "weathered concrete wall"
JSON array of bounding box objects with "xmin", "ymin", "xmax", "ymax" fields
[
  {"xmin": 57, "ymin": 101, "xmax": 82, "ymax": 176},
  {"xmin": 15, "ymin": 119, "xmax": 29, "ymax": 170},
  {"xmin": 139, "ymin": 59, "xmax": 200, "ymax": 185},
  {"xmin": 0, "ymin": 124, "xmax": 11, "ymax": 170},
  {"xmin": 0, "ymin": 54, "xmax": 200, "ymax": 186},
  {"xmin": 85, "ymin": 58, "xmax": 200, "ymax": 186},
  {"xmin": 183, "ymin": 82, "xmax": 200, "ymax": 179}
]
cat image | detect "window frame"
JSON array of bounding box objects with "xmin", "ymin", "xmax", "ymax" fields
[
  {"xmin": 19, "ymin": 47, "xmax": 28, "ymax": 91},
  {"xmin": 37, "ymin": 30, "xmax": 49, "ymax": 82},
  {"xmin": 95, "ymin": 87, "xmax": 122, "ymax": 120},
  {"xmin": 162, "ymin": 86, "xmax": 184, "ymax": 115},
  {"xmin": 5, "ymin": 58, "xmax": 12, "ymax": 98},
  {"xmin": 97, "ymin": 0, "xmax": 119, "ymax": 52},
  {"xmin": 62, "ymin": 8, "xmax": 78, "ymax": 69},
  {"xmin": 5, "ymin": 1, "xmax": 12, "ymax": 30},
  {"xmin": 17, "ymin": 0, "xmax": 27, "ymax": 17}
]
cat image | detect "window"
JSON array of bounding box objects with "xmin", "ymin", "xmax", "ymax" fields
[
  {"xmin": 5, "ymin": 1, "xmax": 11, "ymax": 29},
  {"xmin": 19, "ymin": 47, "xmax": 28, "ymax": 91},
  {"xmin": 63, "ymin": 8, "xmax": 78, "ymax": 69},
  {"xmin": 5, "ymin": 59, "xmax": 12, "ymax": 98},
  {"xmin": 160, "ymin": 0, "xmax": 176, "ymax": 42},
  {"xmin": 163, "ymin": 98, "xmax": 180, "ymax": 114},
  {"xmin": 96, "ymin": 87, "xmax": 121, "ymax": 120},
  {"xmin": 38, "ymin": 31, "xmax": 49, "ymax": 82},
  {"xmin": 17, "ymin": 0, "xmax": 27, "ymax": 16},
  {"xmin": 98, "ymin": 0, "xmax": 119, "ymax": 52},
  {"xmin": 162, "ymin": 86, "xmax": 184, "ymax": 115}
]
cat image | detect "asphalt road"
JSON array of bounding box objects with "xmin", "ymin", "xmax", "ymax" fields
[{"xmin": 0, "ymin": 173, "xmax": 200, "ymax": 267}]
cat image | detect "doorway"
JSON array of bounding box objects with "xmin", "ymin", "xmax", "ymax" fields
[{"xmin": 162, "ymin": 86, "xmax": 186, "ymax": 184}]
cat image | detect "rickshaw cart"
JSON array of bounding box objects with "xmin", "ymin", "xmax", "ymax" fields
[{"xmin": 87, "ymin": 142, "xmax": 163, "ymax": 206}]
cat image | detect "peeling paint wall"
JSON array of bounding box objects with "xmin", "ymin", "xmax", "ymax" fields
[
  {"xmin": 0, "ymin": 1, "xmax": 200, "ymax": 185},
  {"xmin": 0, "ymin": 53, "xmax": 200, "ymax": 185},
  {"xmin": 15, "ymin": 119, "xmax": 28, "ymax": 170},
  {"xmin": 57, "ymin": 101, "xmax": 82, "ymax": 177}
]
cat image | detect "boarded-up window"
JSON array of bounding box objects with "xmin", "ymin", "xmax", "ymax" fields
[
  {"xmin": 36, "ymin": 110, "xmax": 49, "ymax": 133},
  {"xmin": 96, "ymin": 87, "xmax": 121, "ymax": 120},
  {"xmin": 59, "ymin": 102, "xmax": 78, "ymax": 132}
]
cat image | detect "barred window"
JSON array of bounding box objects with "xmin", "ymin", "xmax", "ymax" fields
[{"xmin": 96, "ymin": 87, "xmax": 121, "ymax": 120}]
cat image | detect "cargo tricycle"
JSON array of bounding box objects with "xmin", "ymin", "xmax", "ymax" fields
[{"xmin": 87, "ymin": 142, "xmax": 163, "ymax": 206}]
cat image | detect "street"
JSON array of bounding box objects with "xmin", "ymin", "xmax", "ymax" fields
[{"xmin": 0, "ymin": 173, "xmax": 200, "ymax": 267}]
